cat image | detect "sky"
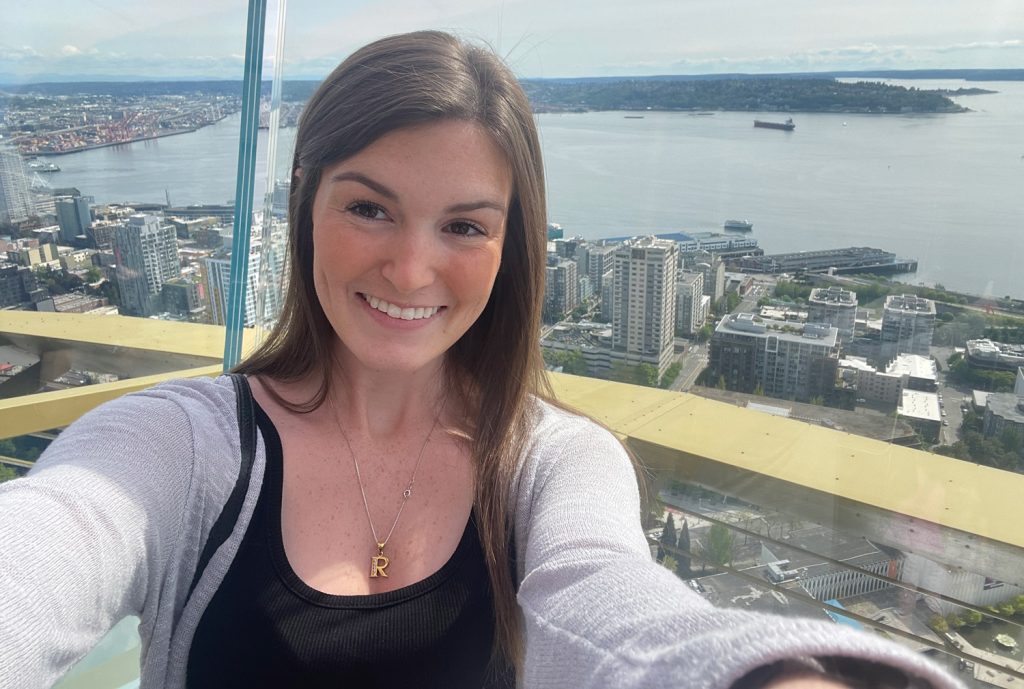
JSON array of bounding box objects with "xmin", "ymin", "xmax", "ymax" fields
[{"xmin": 1, "ymin": 0, "xmax": 1023, "ymax": 83}]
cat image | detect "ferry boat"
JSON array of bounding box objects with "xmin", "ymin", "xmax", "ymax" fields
[
  {"xmin": 27, "ymin": 160, "xmax": 61, "ymax": 173},
  {"xmin": 724, "ymin": 219, "xmax": 753, "ymax": 232},
  {"xmin": 753, "ymin": 118, "xmax": 795, "ymax": 131}
]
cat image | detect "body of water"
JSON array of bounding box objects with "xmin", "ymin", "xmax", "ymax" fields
[{"xmin": 42, "ymin": 79, "xmax": 1024, "ymax": 298}]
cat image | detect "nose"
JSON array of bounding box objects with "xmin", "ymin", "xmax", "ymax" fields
[{"xmin": 380, "ymin": 225, "xmax": 439, "ymax": 295}]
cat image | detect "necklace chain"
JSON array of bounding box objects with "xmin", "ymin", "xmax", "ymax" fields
[{"xmin": 327, "ymin": 392, "xmax": 442, "ymax": 576}]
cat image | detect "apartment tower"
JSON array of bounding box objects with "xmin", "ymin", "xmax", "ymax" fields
[{"xmin": 612, "ymin": 237, "xmax": 678, "ymax": 377}]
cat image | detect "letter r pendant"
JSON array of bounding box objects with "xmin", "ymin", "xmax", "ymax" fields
[{"xmin": 370, "ymin": 542, "xmax": 390, "ymax": 578}]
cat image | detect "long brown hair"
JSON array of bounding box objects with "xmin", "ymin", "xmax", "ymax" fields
[{"xmin": 235, "ymin": 30, "xmax": 550, "ymax": 667}]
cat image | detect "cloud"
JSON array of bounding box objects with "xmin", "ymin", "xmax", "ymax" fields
[
  {"xmin": 932, "ymin": 39, "xmax": 1023, "ymax": 52},
  {"xmin": 60, "ymin": 45, "xmax": 81, "ymax": 56}
]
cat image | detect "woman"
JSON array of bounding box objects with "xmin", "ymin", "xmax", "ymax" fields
[{"xmin": 0, "ymin": 31, "xmax": 962, "ymax": 689}]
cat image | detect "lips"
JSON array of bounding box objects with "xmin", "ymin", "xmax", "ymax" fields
[{"xmin": 359, "ymin": 292, "xmax": 445, "ymax": 321}]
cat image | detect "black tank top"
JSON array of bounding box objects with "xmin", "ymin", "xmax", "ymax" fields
[{"xmin": 187, "ymin": 403, "xmax": 513, "ymax": 688}]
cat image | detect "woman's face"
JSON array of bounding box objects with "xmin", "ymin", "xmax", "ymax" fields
[{"xmin": 309, "ymin": 119, "xmax": 512, "ymax": 376}]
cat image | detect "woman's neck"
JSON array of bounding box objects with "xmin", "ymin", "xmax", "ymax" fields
[{"xmin": 317, "ymin": 346, "xmax": 452, "ymax": 441}]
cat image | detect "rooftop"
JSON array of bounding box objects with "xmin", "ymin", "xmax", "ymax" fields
[
  {"xmin": 885, "ymin": 354, "xmax": 938, "ymax": 381},
  {"xmin": 716, "ymin": 313, "xmax": 839, "ymax": 346},
  {"xmin": 986, "ymin": 392, "xmax": 1024, "ymax": 424},
  {"xmin": 884, "ymin": 294, "xmax": 936, "ymax": 315},
  {"xmin": 897, "ymin": 389, "xmax": 941, "ymax": 423},
  {"xmin": 809, "ymin": 286, "xmax": 858, "ymax": 306}
]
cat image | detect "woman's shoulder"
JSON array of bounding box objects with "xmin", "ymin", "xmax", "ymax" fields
[{"xmin": 518, "ymin": 397, "xmax": 630, "ymax": 487}]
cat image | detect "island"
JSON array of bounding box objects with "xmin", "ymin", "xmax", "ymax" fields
[{"xmin": 520, "ymin": 77, "xmax": 969, "ymax": 114}]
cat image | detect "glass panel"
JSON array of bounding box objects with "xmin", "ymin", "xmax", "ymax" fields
[{"xmin": 0, "ymin": 1, "xmax": 261, "ymax": 434}]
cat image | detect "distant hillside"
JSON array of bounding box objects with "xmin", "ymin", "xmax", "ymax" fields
[
  {"xmin": 5, "ymin": 67, "xmax": 1020, "ymax": 113},
  {"xmin": 520, "ymin": 77, "xmax": 968, "ymax": 114}
]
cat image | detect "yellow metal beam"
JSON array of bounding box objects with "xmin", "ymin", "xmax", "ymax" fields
[
  {"xmin": 0, "ymin": 310, "xmax": 255, "ymax": 358},
  {"xmin": 550, "ymin": 373, "xmax": 1024, "ymax": 552},
  {"xmin": 0, "ymin": 365, "xmax": 223, "ymax": 438}
]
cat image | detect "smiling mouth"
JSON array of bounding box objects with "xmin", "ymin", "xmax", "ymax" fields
[{"xmin": 359, "ymin": 293, "xmax": 446, "ymax": 321}]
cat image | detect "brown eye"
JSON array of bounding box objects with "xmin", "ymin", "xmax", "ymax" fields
[
  {"xmin": 446, "ymin": 221, "xmax": 485, "ymax": 236},
  {"xmin": 347, "ymin": 201, "xmax": 388, "ymax": 220}
]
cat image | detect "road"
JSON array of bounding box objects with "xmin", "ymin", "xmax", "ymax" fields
[
  {"xmin": 670, "ymin": 341, "xmax": 708, "ymax": 391},
  {"xmin": 932, "ymin": 345, "xmax": 972, "ymax": 446}
]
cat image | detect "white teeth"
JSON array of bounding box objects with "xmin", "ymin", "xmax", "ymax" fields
[{"xmin": 363, "ymin": 294, "xmax": 440, "ymax": 320}]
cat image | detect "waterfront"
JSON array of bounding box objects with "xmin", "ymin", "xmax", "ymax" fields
[{"xmin": 40, "ymin": 79, "xmax": 1024, "ymax": 298}]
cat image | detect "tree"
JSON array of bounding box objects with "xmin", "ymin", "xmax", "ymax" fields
[
  {"xmin": 715, "ymin": 374, "xmax": 727, "ymax": 390},
  {"xmin": 963, "ymin": 609, "xmax": 983, "ymax": 626},
  {"xmin": 658, "ymin": 513, "xmax": 677, "ymax": 563},
  {"xmin": 662, "ymin": 555, "xmax": 679, "ymax": 574},
  {"xmin": 677, "ymin": 517, "xmax": 692, "ymax": 577},
  {"xmin": 0, "ymin": 464, "xmax": 16, "ymax": 483},
  {"xmin": 1013, "ymin": 595, "xmax": 1024, "ymax": 615},
  {"xmin": 704, "ymin": 523, "xmax": 735, "ymax": 569},
  {"xmin": 659, "ymin": 362, "xmax": 682, "ymax": 388}
]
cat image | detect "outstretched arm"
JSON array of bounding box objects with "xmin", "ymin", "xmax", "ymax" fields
[
  {"xmin": 0, "ymin": 392, "xmax": 196, "ymax": 688},
  {"xmin": 513, "ymin": 407, "xmax": 962, "ymax": 689}
]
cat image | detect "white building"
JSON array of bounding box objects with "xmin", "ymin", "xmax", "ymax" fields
[
  {"xmin": 582, "ymin": 243, "xmax": 617, "ymax": 296},
  {"xmin": 902, "ymin": 551, "xmax": 1024, "ymax": 617},
  {"xmin": 612, "ymin": 237, "xmax": 678, "ymax": 378},
  {"xmin": 203, "ymin": 236, "xmax": 286, "ymax": 328},
  {"xmin": 839, "ymin": 353, "xmax": 938, "ymax": 407},
  {"xmin": 544, "ymin": 258, "xmax": 578, "ymax": 322},
  {"xmin": 114, "ymin": 214, "xmax": 180, "ymax": 316},
  {"xmin": 0, "ymin": 146, "xmax": 33, "ymax": 226},
  {"xmin": 807, "ymin": 286, "xmax": 857, "ymax": 341},
  {"xmin": 675, "ymin": 270, "xmax": 706, "ymax": 336},
  {"xmin": 880, "ymin": 294, "xmax": 935, "ymax": 362},
  {"xmin": 897, "ymin": 389, "xmax": 941, "ymax": 442}
]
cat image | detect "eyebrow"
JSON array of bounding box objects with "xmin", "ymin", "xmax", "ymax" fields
[{"xmin": 329, "ymin": 171, "xmax": 507, "ymax": 215}]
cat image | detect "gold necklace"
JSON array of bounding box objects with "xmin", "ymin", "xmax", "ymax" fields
[{"xmin": 327, "ymin": 393, "xmax": 441, "ymax": 579}]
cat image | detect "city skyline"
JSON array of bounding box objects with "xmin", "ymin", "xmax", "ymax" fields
[{"xmin": 2, "ymin": 0, "xmax": 1023, "ymax": 82}]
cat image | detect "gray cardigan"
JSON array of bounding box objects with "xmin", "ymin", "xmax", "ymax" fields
[{"xmin": 0, "ymin": 376, "xmax": 964, "ymax": 689}]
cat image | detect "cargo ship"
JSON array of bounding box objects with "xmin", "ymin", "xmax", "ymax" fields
[
  {"xmin": 753, "ymin": 118, "xmax": 795, "ymax": 131},
  {"xmin": 724, "ymin": 219, "xmax": 753, "ymax": 232}
]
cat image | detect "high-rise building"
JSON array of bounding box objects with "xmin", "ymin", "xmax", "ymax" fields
[
  {"xmin": 0, "ymin": 146, "xmax": 33, "ymax": 226},
  {"xmin": 694, "ymin": 256, "xmax": 726, "ymax": 305},
  {"xmin": 544, "ymin": 258, "xmax": 578, "ymax": 323},
  {"xmin": 675, "ymin": 270, "xmax": 706, "ymax": 336},
  {"xmin": 203, "ymin": 238, "xmax": 286, "ymax": 328},
  {"xmin": 114, "ymin": 214, "xmax": 180, "ymax": 316},
  {"xmin": 807, "ymin": 286, "xmax": 858, "ymax": 342},
  {"xmin": 55, "ymin": 195, "xmax": 93, "ymax": 245},
  {"xmin": 709, "ymin": 314, "xmax": 840, "ymax": 402},
  {"xmin": 583, "ymin": 244, "xmax": 617, "ymax": 296},
  {"xmin": 880, "ymin": 294, "xmax": 936, "ymax": 362},
  {"xmin": 612, "ymin": 237, "xmax": 678, "ymax": 377}
]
